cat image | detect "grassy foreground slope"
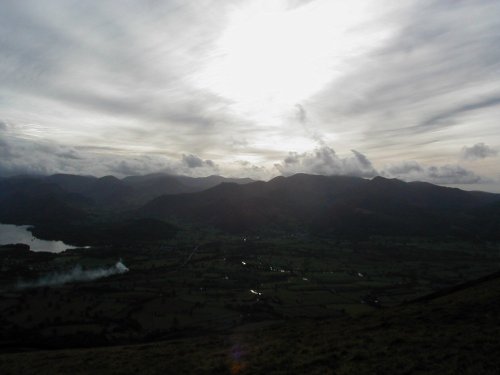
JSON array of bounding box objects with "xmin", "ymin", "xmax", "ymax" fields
[{"xmin": 2, "ymin": 270, "xmax": 500, "ymax": 375}]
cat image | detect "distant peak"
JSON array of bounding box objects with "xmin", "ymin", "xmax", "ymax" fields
[{"xmin": 371, "ymin": 176, "xmax": 405, "ymax": 184}]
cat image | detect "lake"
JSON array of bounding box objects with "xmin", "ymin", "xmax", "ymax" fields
[{"xmin": 0, "ymin": 223, "xmax": 77, "ymax": 253}]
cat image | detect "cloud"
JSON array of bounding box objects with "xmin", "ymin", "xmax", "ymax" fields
[
  {"xmin": 383, "ymin": 161, "xmax": 423, "ymax": 175},
  {"xmin": 295, "ymin": 104, "xmax": 307, "ymax": 124},
  {"xmin": 230, "ymin": 160, "xmax": 272, "ymax": 180},
  {"xmin": 294, "ymin": 103, "xmax": 326, "ymax": 146},
  {"xmin": 275, "ymin": 146, "xmax": 378, "ymax": 178},
  {"xmin": 0, "ymin": 136, "xmax": 75, "ymax": 176},
  {"xmin": 104, "ymin": 157, "xmax": 169, "ymax": 177},
  {"xmin": 0, "ymin": 138, "xmax": 12, "ymax": 159},
  {"xmin": 0, "ymin": 0, "xmax": 249, "ymax": 155},
  {"xmin": 311, "ymin": 0, "xmax": 500, "ymax": 164},
  {"xmin": 275, "ymin": 146, "xmax": 482, "ymax": 185},
  {"xmin": 182, "ymin": 154, "xmax": 216, "ymax": 169},
  {"xmin": 0, "ymin": 129, "xmax": 491, "ymax": 188},
  {"xmin": 460, "ymin": 143, "xmax": 497, "ymax": 161},
  {"xmin": 56, "ymin": 149, "xmax": 83, "ymax": 160},
  {"xmin": 382, "ymin": 161, "xmax": 482, "ymax": 185},
  {"xmin": 229, "ymin": 137, "xmax": 249, "ymax": 149},
  {"xmin": 0, "ymin": 134, "xmax": 219, "ymax": 178},
  {"xmin": 286, "ymin": 0, "xmax": 317, "ymax": 10},
  {"xmin": 418, "ymin": 96, "xmax": 500, "ymax": 130},
  {"xmin": 0, "ymin": 1, "xmax": 499, "ymax": 190}
]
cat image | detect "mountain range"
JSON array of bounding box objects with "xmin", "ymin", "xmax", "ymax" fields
[
  {"xmin": 1, "ymin": 172, "xmax": 499, "ymax": 241},
  {"xmin": 139, "ymin": 173, "xmax": 500, "ymax": 238},
  {"xmin": 0, "ymin": 173, "xmax": 253, "ymax": 222}
]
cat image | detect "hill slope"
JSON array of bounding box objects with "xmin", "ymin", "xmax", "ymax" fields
[{"xmin": 2, "ymin": 269, "xmax": 500, "ymax": 374}]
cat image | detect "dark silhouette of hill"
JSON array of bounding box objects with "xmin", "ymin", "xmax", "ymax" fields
[
  {"xmin": 123, "ymin": 173, "xmax": 254, "ymax": 203},
  {"xmin": 176, "ymin": 174, "xmax": 254, "ymax": 190},
  {"xmin": 83, "ymin": 175, "xmax": 137, "ymax": 208},
  {"xmin": 0, "ymin": 173, "xmax": 256, "ymax": 213},
  {"xmin": 30, "ymin": 218, "xmax": 178, "ymax": 246},
  {"xmin": 46, "ymin": 174, "xmax": 146, "ymax": 208},
  {"xmin": 45, "ymin": 174, "xmax": 97, "ymax": 193},
  {"xmin": 0, "ymin": 176, "xmax": 178, "ymax": 245},
  {"xmin": 139, "ymin": 173, "xmax": 500, "ymax": 237},
  {"xmin": 2, "ymin": 172, "xmax": 499, "ymax": 239},
  {"xmin": 2, "ymin": 173, "xmax": 255, "ymax": 209},
  {"xmin": 139, "ymin": 174, "xmax": 364, "ymax": 232},
  {"xmin": 0, "ymin": 177, "xmax": 91, "ymax": 225},
  {"xmin": 0, "ymin": 173, "xmax": 254, "ymax": 244},
  {"xmin": 122, "ymin": 173, "xmax": 195, "ymax": 197}
]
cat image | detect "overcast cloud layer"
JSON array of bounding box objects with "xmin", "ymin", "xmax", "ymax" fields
[{"xmin": 1, "ymin": 0, "xmax": 499, "ymax": 191}]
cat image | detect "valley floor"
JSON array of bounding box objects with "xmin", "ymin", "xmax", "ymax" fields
[
  {"xmin": 1, "ymin": 235, "xmax": 500, "ymax": 374},
  {"xmin": 2, "ymin": 271, "xmax": 500, "ymax": 374}
]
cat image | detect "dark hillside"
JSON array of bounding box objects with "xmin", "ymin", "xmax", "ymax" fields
[
  {"xmin": 139, "ymin": 174, "xmax": 500, "ymax": 237},
  {"xmin": 3, "ymin": 268, "xmax": 500, "ymax": 374},
  {"xmin": 0, "ymin": 181, "xmax": 90, "ymax": 225}
]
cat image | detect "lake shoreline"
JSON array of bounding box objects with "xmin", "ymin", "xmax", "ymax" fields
[{"xmin": 0, "ymin": 223, "xmax": 79, "ymax": 253}]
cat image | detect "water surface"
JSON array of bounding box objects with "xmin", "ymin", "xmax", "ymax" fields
[{"xmin": 0, "ymin": 223, "xmax": 77, "ymax": 253}]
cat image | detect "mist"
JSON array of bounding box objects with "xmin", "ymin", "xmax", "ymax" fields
[{"xmin": 18, "ymin": 261, "xmax": 129, "ymax": 288}]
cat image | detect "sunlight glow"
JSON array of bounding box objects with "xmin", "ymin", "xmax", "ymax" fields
[{"xmin": 196, "ymin": 0, "xmax": 392, "ymax": 123}]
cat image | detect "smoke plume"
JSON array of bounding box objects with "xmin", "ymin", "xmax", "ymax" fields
[{"xmin": 18, "ymin": 261, "xmax": 129, "ymax": 288}]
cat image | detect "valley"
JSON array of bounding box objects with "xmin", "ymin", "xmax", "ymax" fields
[
  {"xmin": 1, "ymin": 172, "xmax": 500, "ymax": 374},
  {"xmin": 1, "ymin": 235, "xmax": 499, "ymax": 352}
]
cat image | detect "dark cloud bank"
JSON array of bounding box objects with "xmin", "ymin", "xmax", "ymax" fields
[
  {"xmin": 275, "ymin": 145, "xmax": 484, "ymax": 185},
  {"xmin": 0, "ymin": 133, "xmax": 219, "ymax": 178},
  {"xmin": 0, "ymin": 131, "xmax": 484, "ymax": 187}
]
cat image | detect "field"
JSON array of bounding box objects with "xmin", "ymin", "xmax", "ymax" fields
[{"xmin": 1, "ymin": 234, "xmax": 499, "ymax": 351}]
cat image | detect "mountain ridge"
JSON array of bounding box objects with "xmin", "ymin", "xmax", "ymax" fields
[
  {"xmin": 1, "ymin": 172, "xmax": 500, "ymax": 241},
  {"xmin": 139, "ymin": 173, "xmax": 500, "ymax": 238}
]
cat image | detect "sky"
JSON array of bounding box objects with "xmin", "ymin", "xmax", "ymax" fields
[{"xmin": 1, "ymin": 0, "xmax": 499, "ymax": 192}]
